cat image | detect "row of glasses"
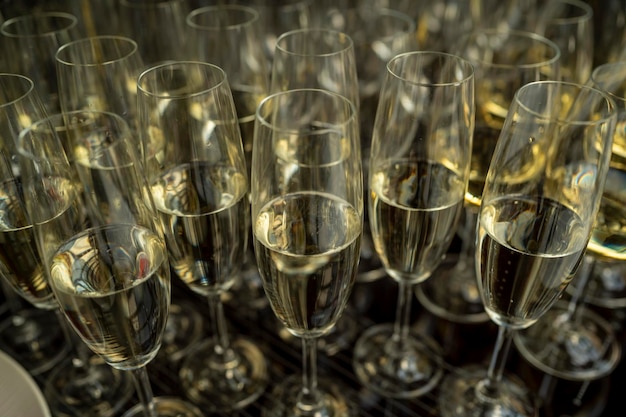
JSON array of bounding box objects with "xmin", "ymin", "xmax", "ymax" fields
[
  {"xmin": 417, "ymin": 28, "xmax": 561, "ymax": 324},
  {"xmin": 0, "ymin": 73, "xmax": 135, "ymax": 417},
  {"xmin": 19, "ymin": 109, "xmax": 205, "ymax": 417}
]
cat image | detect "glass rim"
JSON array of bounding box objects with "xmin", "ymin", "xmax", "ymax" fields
[
  {"xmin": 186, "ymin": 4, "xmax": 260, "ymax": 30},
  {"xmin": 545, "ymin": 0, "xmax": 593, "ymax": 25},
  {"xmin": 0, "ymin": 73, "xmax": 35, "ymax": 108},
  {"xmin": 137, "ymin": 60, "xmax": 228, "ymax": 99},
  {"xmin": 459, "ymin": 28, "xmax": 561, "ymax": 70},
  {"xmin": 275, "ymin": 28, "xmax": 354, "ymax": 58},
  {"xmin": 1, "ymin": 11, "xmax": 78, "ymax": 37},
  {"xmin": 514, "ymin": 80, "xmax": 616, "ymax": 126},
  {"xmin": 256, "ymin": 88, "xmax": 358, "ymax": 132},
  {"xmin": 119, "ymin": 0, "xmax": 187, "ymax": 9},
  {"xmin": 589, "ymin": 61, "xmax": 626, "ymax": 104},
  {"xmin": 331, "ymin": 6, "xmax": 417, "ymax": 39},
  {"xmin": 386, "ymin": 51, "xmax": 474, "ymax": 87},
  {"xmin": 55, "ymin": 35, "xmax": 139, "ymax": 67}
]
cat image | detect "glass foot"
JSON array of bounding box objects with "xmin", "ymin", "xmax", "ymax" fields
[
  {"xmin": 277, "ymin": 308, "xmax": 360, "ymax": 356},
  {"xmin": 122, "ymin": 396, "xmax": 204, "ymax": 417},
  {"xmin": 180, "ymin": 337, "xmax": 267, "ymax": 412},
  {"xmin": 0, "ymin": 308, "xmax": 69, "ymax": 376},
  {"xmin": 44, "ymin": 356, "xmax": 134, "ymax": 417},
  {"xmin": 158, "ymin": 302, "xmax": 203, "ymax": 363},
  {"xmin": 262, "ymin": 374, "xmax": 353, "ymax": 417},
  {"xmin": 438, "ymin": 364, "xmax": 538, "ymax": 417},
  {"xmin": 513, "ymin": 301, "xmax": 621, "ymax": 381},
  {"xmin": 353, "ymin": 323, "xmax": 443, "ymax": 398},
  {"xmin": 415, "ymin": 254, "xmax": 489, "ymax": 324}
]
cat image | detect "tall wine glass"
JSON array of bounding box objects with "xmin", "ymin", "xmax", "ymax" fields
[
  {"xmin": 270, "ymin": 28, "xmax": 359, "ymax": 107},
  {"xmin": 55, "ymin": 35, "xmax": 145, "ymax": 131},
  {"xmin": 534, "ymin": 0, "xmax": 594, "ymax": 84},
  {"xmin": 137, "ymin": 61, "xmax": 267, "ymax": 412},
  {"xmin": 438, "ymin": 80, "xmax": 616, "ymax": 417},
  {"xmin": 0, "ymin": 11, "xmax": 79, "ymax": 113},
  {"xmin": 118, "ymin": 0, "xmax": 191, "ymax": 66},
  {"xmin": 417, "ymin": 29, "xmax": 561, "ymax": 324},
  {"xmin": 19, "ymin": 109, "xmax": 204, "ymax": 417},
  {"xmin": 241, "ymin": 0, "xmax": 313, "ymax": 69},
  {"xmin": 352, "ymin": 51, "xmax": 474, "ymax": 398},
  {"xmin": 251, "ymin": 88, "xmax": 362, "ymax": 417},
  {"xmin": 0, "ymin": 73, "xmax": 135, "ymax": 417},
  {"xmin": 513, "ymin": 61, "xmax": 626, "ymax": 383}
]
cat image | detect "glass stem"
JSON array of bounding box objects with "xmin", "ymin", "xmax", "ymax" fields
[
  {"xmin": 392, "ymin": 280, "xmax": 414, "ymax": 351},
  {"xmin": 207, "ymin": 293, "xmax": 232, "ymax": 356},
  {"xmin": 298, "ymin": 337, "xmax": 322, "ymax": 412},
  {"xmin": 131, "ymin": 366, "xmax": 158, "ymax": 417},
  {"xmin": 481, "ymin": 325, "xmax": 513, "ymax": 396}
]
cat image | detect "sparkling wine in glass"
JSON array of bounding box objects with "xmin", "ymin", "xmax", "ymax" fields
[
  {"xmin": 438, "ymin": 80, "xmax": 616, "ymax": 417},
  {"xmin": 251, "ymin": 88, "xmax": 362, "ymax": 417}
]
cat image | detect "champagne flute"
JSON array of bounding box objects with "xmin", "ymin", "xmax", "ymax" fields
[
  {"xmin": 0, "ymin": 11, "xmax": 79, "ymax": 113},
  {"xmin": 186, "ymin": 4, "xmax": 271, "ymax": 313},
  {"xmin": 270, "ymin": 28, "xmax": 359, "ymax": 107},
  {"xmin": 417, "ymin": 29, "xmax": 561, "ymax": 324},
  {"xmin": 118, "ymin": 0, "xmax": 191, "ymax": 66},
  {"xmin": 251, "ymin": 88, "xmax": 362, "ymax": 417},
  {"xmin": 352, "ymin": 51, "xmax": 475, "ymax": 398},
  {"xmin": 55, "ymin": 35, "xmax": 145, "ymax": 131},
  {"xmin": 438, "ymin": 80, "xmax": 616, "ymax": 417},
  {"xmin": 534, "ymin": 0, "xmax": 594, "ymax": 84},
  {"xmin": 19, "ymin": 109, "xmax": 204, "ymax": 417},
  {"xmin": 137, "ymin": 61, "xmax": 268, "ymax": 412},
  {"xmin": 513, "ymin": 61, "xmax": 626, "ymax": 382},
  {"xmin": 0, "ymin": 73, "xmax": 135, "ymax": 417}
]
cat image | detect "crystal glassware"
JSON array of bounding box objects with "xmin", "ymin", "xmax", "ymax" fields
[
  {"xmin": 513, "ymin": 60, "xmax": 626, "ymax": 383},
  {"xmin": 352, "ymin": 51, "xmax": 475, "ymax": 398},
  {"xmin": 251, "ymin": 88, "xmax": 362, "ymax": 417},
  {"xmin": 438, "ymin": 80, "xmax": 616, "ymax": 417},
  {"xmin": 137, "ymin": 61, "xmax": 268, "ymax": 412}
]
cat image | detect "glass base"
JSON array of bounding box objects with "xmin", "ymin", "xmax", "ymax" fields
[
  {"xmin": 415, "ymin": 254, "xmax": 489, "ymax": 324},
  {"xmin": 262, "ymin": 374, "xmax": 353, "ymax": 417},
  {"xmin": 352, "ymin": 323, "xmax": 443, "ymax": 398},
  {"xmin": 0, "ymin": 308, "xmax": 69, "ymax": 376},
  {"xmin": 44, "ymin": 356, "xmax": 134, "ymax": 417},
  {"xmin": 513, "ymin": 301, "xmax": 621, "ymax": 381},
  {"xmin": 158, "ymin": 302, "xmax": 203, "ymax": 363},
  {"xmin": 277, "ymin": 308, "xmax": 360, "ymax": 356},
  {"xmin": 179, "ymin": 337, "xmax": 267, "ymax": 412},
  {"xmin": 122, "ymin": 396, "xmax": 204, "ymax": 417},
  {"xmin": 438, "ymin": 365, "xmax": 538, "ymax": 417}
]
